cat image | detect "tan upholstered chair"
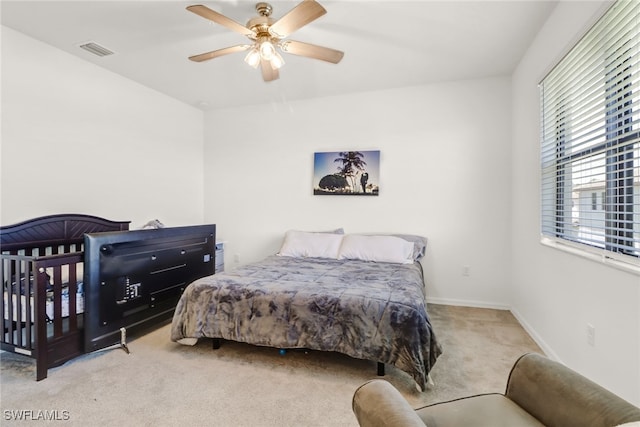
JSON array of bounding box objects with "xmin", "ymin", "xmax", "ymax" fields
[{"xmin": 352, "ymin": 353, "xmax": 640, "ymax": 427}]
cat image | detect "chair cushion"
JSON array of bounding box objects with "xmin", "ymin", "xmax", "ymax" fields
[{"xmin": 415, "ymin": 394, "xmax": 545, "ymax": 427}]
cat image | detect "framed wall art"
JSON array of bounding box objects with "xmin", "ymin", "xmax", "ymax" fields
[{"xmin": 313, "ymin": 150, "xmax": 380, "ymax": 196}]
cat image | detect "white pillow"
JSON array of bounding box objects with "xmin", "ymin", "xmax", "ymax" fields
[
  {"xmin": 391, "ymin": 234, "xmax": 428, "ymax": 261},
  {"xmin": 277, "ymin": 230, "xmax": 344, "ymax": 259},
  {"xmin": 338, "ymin": 234, "xmax": 415, "ymax": 264}
]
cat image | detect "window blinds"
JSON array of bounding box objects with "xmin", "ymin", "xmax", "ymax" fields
[{"xmin": 540, "ymin": 0, "xmax": 640, "ymax": 260}]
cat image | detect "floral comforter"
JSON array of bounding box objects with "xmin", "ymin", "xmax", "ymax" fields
[{"xmin": 170, "ymin": 255, "xmax": 442, "ymax": 389}]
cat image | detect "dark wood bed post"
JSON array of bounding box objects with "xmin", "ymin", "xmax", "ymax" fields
[{"xmin": 34, "ymin": 267, "xmax": 49, "ymax": 381}]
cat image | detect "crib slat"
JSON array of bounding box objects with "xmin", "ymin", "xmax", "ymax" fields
[
  {"xmin": 15, "ymin": 260, "xmax": 24, "ymax": 348},
  {"xmin": 24, "ymin": 261, "xmax": 32, "ymax": 348},
  {"xmin": 1, "ymin": 257, "xmax": 12, "ymax": 344},
  {"xmin": 52, "ymin": 266, "xmax": 63, "ymax": 337},
  {"xmin": 68, "ymin": 263, "xmax": 78, "ymax": 331},
  {"xmin": 34, "ymin": 266, "xmax": 49, "ymax": 380},
  {"xmin": 0, "ymin": 258, "xmax": 5, "ymax": 339}
]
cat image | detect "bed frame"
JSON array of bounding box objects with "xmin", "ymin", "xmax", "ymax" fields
[{"xmin": 1, "ymin": 214, "xmax": 130, "ymax": 380}]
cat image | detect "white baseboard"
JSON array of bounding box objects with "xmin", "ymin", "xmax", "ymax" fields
[
  {"xmin": 509, "ymin": 308, "xmax": 561, "ymax": 363},
  {"xmin": 426, "ymin": 297, "xmax": 510, "ymax": 311},
  {"xmin": 427, "ymin": 298, "xmax": 561, "ymax": 363}
]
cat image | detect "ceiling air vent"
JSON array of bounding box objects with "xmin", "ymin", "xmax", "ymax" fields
[{"xmin": 79, "ymin": 42, "xmax": 114, "ymax": 57}]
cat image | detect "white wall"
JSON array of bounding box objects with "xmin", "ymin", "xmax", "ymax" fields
[
  {"xmin": 1, "ymin": 26, "xmax": 205, "ymax": 228},
  {"xmin": 511, "ymin": 1, "xmax": 640, "ymax": 405},
  {"xmin": 6, "ymin": 3, "xmax": 637, "ymax": 406},
  {"xmin": 203, "ymin": 76, "xmax": 513, "ymax": 309}
]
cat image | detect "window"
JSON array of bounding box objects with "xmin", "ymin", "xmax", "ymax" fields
[{"xmin": 540, "ymin": 0, "xmax": 640, "ymax": 264}]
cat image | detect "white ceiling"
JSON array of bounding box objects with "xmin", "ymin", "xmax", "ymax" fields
[{"xmin": 1, "ymin": 0, "xmax": 557, "ymax": 110}]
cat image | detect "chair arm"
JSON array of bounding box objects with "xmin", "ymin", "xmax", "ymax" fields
[
  {"xmin": 352, "ymin": 379, "xmax": 426, "ymax": 427},
  {"xmin": 505, "ymin": 353, "xmax": 640, "ymax": 427}
]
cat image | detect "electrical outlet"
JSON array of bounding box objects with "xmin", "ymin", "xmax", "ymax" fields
[
  {"xmin": 586, "ymin": 323, "xmax": 596, "ymax": 346},
  {"xmin": 462, "ymin": 266, "xmax": 470, "ymax": 276}
]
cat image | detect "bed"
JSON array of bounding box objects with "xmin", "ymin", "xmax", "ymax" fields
[
  {"xmin": 171, "ymin": 231, "xmax": 442, "ymax": 390},
  {"xmin": 1, "ymin": 214, "xmax": 130, "ymax": 380}
]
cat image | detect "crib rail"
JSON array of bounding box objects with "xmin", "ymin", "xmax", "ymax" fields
[
  {"xmin": 1, "ymin": 254, "xmax": 36, "ymax": 351},
  {"xmin": 1, "ymin": 252, "xmax": 84, "ymax": 380}
]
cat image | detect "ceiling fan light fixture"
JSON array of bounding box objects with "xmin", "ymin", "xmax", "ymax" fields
[
  {"xmin": 244, "ymin": 48, "xmax": 261, "ymax": 68},
  {"xmin": 270, "ymin": 51, "xmax": 285, "ymax": 70},
  {"xmin": 259, "ymin": 39, "xmax": 276, "ymax": 61}
]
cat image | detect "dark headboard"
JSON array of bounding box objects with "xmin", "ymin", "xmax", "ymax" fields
[{"xmin": 0, "ymin": 214, "xmax": 131, "ymax": 252}]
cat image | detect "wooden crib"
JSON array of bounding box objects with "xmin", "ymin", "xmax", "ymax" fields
[{"xmin": 1, "ymin": 214, "xmax": 130, "ymax": 380}]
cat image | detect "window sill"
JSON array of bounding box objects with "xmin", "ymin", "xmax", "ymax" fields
[{"xmin": 540, "ymin": 237, "xmax": 640, "ymax": 276}]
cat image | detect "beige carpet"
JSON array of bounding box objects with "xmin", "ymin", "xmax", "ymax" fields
[{"xmin": 1, "ymin": 304, "xmax": 541, "ymax": 426}]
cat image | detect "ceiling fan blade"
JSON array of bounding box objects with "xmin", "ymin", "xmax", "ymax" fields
[
  {"xmin": 280, "ymin": 40, "xmax": 344, "ymax": 64},
  {"xmin": 260, "ymin": 59, "xmax": 280, "ymax": 82},
  {"xmin": 189, "ymin": 45, "xmax": 251, "ymax": 62},
  {"xmin": 187, "ymin": 5, "xmax": 255, "ymax": 37},
  {"xmin": 268, "ymin": 0, "xmax": 326, "ymax": 39}
]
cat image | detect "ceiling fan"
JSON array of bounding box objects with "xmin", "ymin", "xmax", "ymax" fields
[{"xmin": 186, "ymin": 1, "xmax": 344, "ymax": 82}]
